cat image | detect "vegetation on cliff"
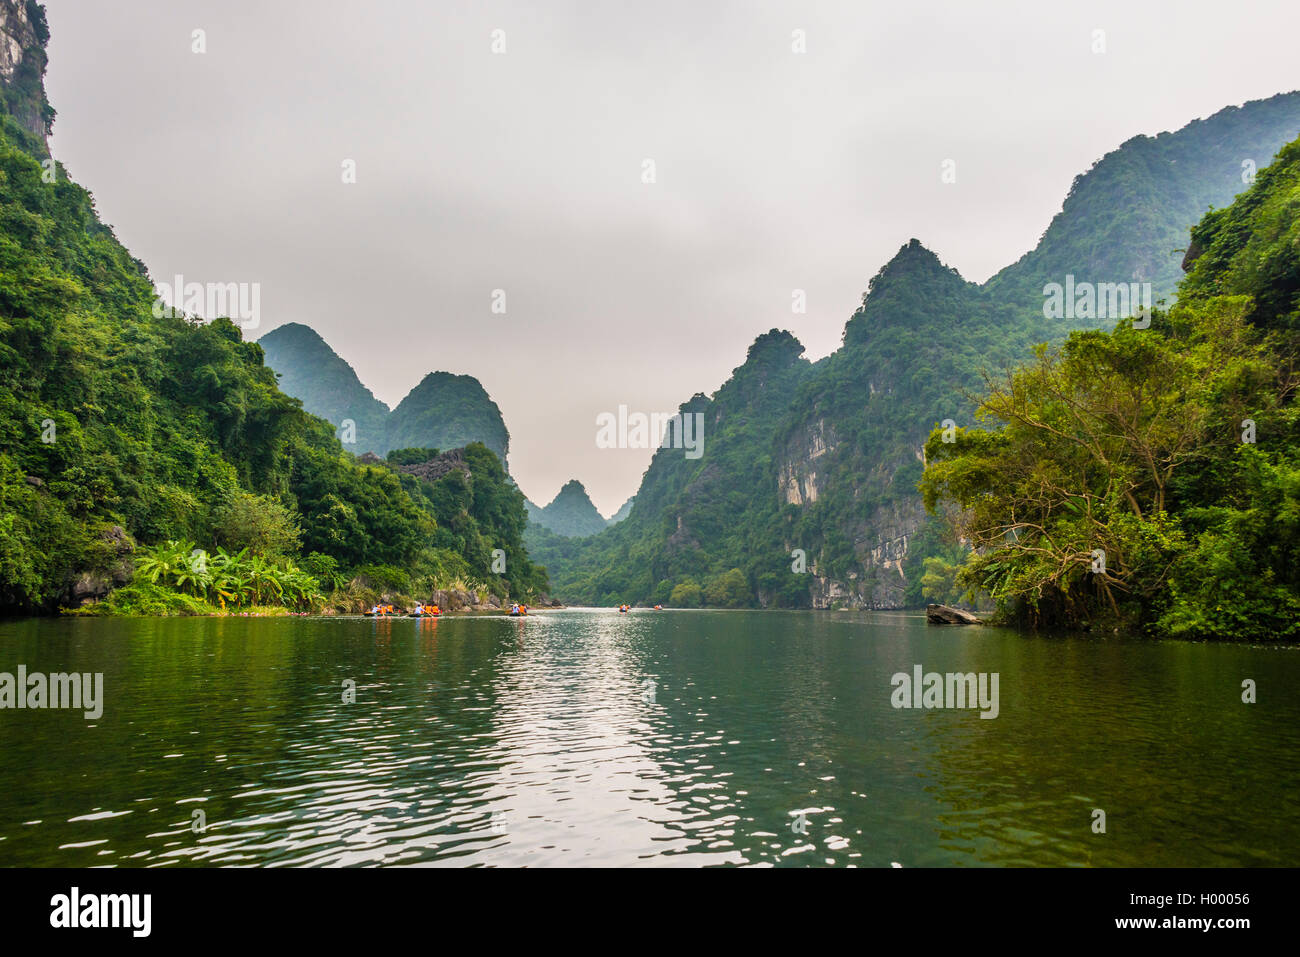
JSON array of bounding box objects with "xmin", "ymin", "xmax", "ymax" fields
[
  {"xmin": 0, "ymin": 115, "xmax": 545, "ymax": 614},
  {"xmin": 525, "ymin": 480, "xmax": 608, "ymax": 538},
  {"xmin": 534, "ymin": 94, "xmax": 1300, "ymax": 616},
  {"xmin": 258, "ymin": 323, "xmax": 512, "ymax": 467},
  {"xmin": 920, "ymin": 137, "xmax": 1300, "ymax": 640}
]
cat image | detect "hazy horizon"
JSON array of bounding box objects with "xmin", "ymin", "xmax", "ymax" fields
[{"xmin": 42, "ymin": 0, "xmax": 1300, "ymax": 513}]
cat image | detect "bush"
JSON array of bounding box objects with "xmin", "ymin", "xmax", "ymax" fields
[
  {"xmin": 89, "ymin": 581, "xmax": 217, "ymax": 617},
  {"xmin": 352, "ymin": 564, "xmax": 411, "ymax": 594},
  {"xmin": 212, "ymin": 489, "xmax": 302, "ymax": 557},
  {"xmin": 704, "ymin": 568, "xmax": 751, "ymax": 608},
  {"xmin": 669, "ymin": 581, "xmax": 702, "ymax": 607},
  {"xmin": 300, "ymin": 551, "xmax": 345, "ymax": 591},
  {"xmin": 386, "ymin": 447, "xmax": 439, "ymax": 466}
]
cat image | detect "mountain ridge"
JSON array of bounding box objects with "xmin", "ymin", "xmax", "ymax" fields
[
  {"xmin": 258, "ymin": 322, "xmax": 511, "ymax": 468},
  {"xmin": 529, "ymin": 89, "xmax": 1300, "ymax": 609}
]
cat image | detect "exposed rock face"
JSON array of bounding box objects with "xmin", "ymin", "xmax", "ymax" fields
[
  {"xmin": 781, "ymin": 412, "xmax": 926, "ymax": 610},
  {"xmin": 0, "ymin": 0, "xmax": 52, "ymax": 153},
  {"xmin": 927, "ymin": 603, "xmax": 982, "ymax": 625},
  {"xmin": 853, "ymin": 498, "xmax": 926, "ymax": 608},
  {"xmin": 394, "ymin": 447, "xmax": 470, "ymax": 483},
  {"xmin": 0, "ymin": 2, "xmax": 28, "ymax": 80},
  {"xmin": 779, "ymin": 418, "xmax": 835, "ymax": 505},
  {"xmin": 65, "ymin": 526, "xmax": 134, "ymax": 605}
]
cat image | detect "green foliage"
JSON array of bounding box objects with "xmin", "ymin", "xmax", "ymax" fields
[
  {"xmin": 0, "ymin": 115, "xmax": 546, "ymax": 613},
  {"xmin": 211, "ymin": 489, "xmax": 302, "ymax": 557},
  {"xmin": 920, "ymin": 134, "xmax": 1300, "ymax": 638},
  {"xmin": 386, "ymin": 446, "xmax": 439, "ymax": 466},
  {"xmin": 669, "ymin": 581, "xmax": 702, "ymax": 608},
  {"xmin": 704, "ymin": 568, "xmax": 751, "ymax": 608},
  {"xmin": 529, "ymin": 479, "xmax": 607, "ymax": 538},
  {"xmin": 920, "ymin": 555, "xmax": 967, "ymax": 606},
  {"xmin": 299, "ymin": 551, "xmax": 346, "ymax": 591},
  {"xmin": 351, "ymin": 564, "xmax": 410, "ymax": 595},
  {"xmin": 93, "ymin": 581, "xmax": 218, "ymax": 617},
  {"xmin": 1181, "ymin": 138, "xmax": 1300, "ymax": 332},
  {"xmin": 389, "ymin": 443, "xmax": 548, "ymax": 599},
  {"xmin": 130, "ymin": 539, "xmax": 323, "ymax": 611}
]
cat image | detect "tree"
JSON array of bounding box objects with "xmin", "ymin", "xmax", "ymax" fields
[
  {"xmin": 921, "ymin": 297, "xmax": 1289, "ymax": 632},
  {"xmin": 704, "ymin": 568, "xmax": 751, "ymax": 608},
  {"xmin": 669, "ymin": 581, "xmax": 702, "ymax": 608}
]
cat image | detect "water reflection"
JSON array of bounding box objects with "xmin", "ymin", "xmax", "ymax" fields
[{"xmin": 0, "ymin": 611, "xmax": 1296, "ymax": 867}]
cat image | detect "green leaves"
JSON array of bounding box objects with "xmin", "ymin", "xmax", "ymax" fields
[
  {"xmin": 919, "ymin": 132, "xmax": 1300, "ymax": 636},
  {"xmin": 127, "ymin": 540, "xmax": 322, "ymax": 611}
]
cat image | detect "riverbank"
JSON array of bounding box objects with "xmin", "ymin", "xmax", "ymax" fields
[{"xmin": 62, "ymin": 580, "xmax": 560, "ymax": 619}]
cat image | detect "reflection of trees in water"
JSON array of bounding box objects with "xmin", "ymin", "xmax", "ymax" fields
[
  {"xmin": 6, "ymin": 615, "xmax": 1296, "ymax": 866},
  {"xmin": 919, "ymin": 635, "xmax": 1297, "ymax": 866}
]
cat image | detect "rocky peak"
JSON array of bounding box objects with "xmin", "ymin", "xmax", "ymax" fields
[{"xmin": 530, "ymin": 479, "xmax": 607, "ymax": 538}]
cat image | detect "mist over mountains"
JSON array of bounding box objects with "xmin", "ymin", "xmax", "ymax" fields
[
  {"xmin": 5, "ymin": 0, "xmax": 1298, "ymax": 622},
  {"xmin": 528, "ymin": 91, "xmax": 1300, "ymax": 608},
  {"xmin": 254, "ymin": 90, "xmax": 1300, "ymax": 609},
  {"xmin": 258, "ymin": 322, "xmax": 511, "ymax": 468}
]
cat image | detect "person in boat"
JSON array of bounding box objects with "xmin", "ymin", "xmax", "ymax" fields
[
  {"xmin": 511, "ymin": 603, "xmax": 520, "ymax": 615},
  {"xmin": 414, "ymin": 602, "xmax": 424, "ymax": 616},
  {"xmin": 370, "ymin": 603, "xmax": 380, "ymax": 616},
  {"xmin": 430, "ymin": 603, "xmax": 440, "ymax": 616}
]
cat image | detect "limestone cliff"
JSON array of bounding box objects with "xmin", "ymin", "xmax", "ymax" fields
[{"xmin": 0, "ymin": 0, "xmax": 52, "ymax": 155}]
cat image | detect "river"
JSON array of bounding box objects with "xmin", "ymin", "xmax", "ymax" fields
[{"xmin": 0, "ymin": 609, "xmax": 1296, "ymax": 866}]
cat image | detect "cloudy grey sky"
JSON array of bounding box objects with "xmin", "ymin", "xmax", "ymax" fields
[{"xmin": 44, "ymin": 0, "xmax": 1300, "ymax": 514}]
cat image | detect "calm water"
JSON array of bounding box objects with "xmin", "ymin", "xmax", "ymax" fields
[{"xmin": 0, "ymin": 609, "xmax": 1296, "ymax": 867}]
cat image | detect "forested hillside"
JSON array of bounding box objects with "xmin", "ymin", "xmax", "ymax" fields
[
  {"xmin": 257, "ymin": 322, "xmax": 389, "ymax": 456},
  {"xmin": 259, "ymin": 322, "xmax": 511, "ymax": 466},
  {"xmin": 386, "ymin": 372, "xmax": 510, "ymax": 468},
  {"xmin": 535, "ymin": 92, "xmax": 1300, "ymax": 613},
  {"xmin": 524, "ymin": 479, "xmax": 608, "ymax": 538},
  {"xmin": 0, "ymin": 19, "xmax": 545, "ymax": 613},
  {"xmin": 921, "ymin": 136, "xmax": 1300, "ymax": 640}
]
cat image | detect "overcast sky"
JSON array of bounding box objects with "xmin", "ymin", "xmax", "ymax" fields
[{"xmin": 44, "ymin": 0, "xmax": 1300, "ymax": 514}]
